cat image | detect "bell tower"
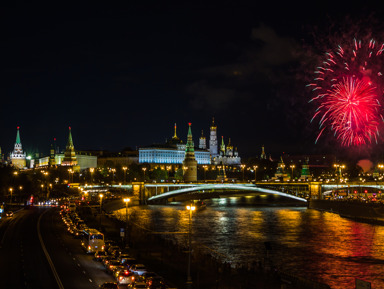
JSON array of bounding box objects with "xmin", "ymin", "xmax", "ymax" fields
[{"xmin": 209, "ymin": 117, "xmax": 218, "ymax": 157}]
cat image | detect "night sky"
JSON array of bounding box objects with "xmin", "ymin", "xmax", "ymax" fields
[{"xmin": 1, "ymin": 1, "xmax": 383, "ymax": 159}]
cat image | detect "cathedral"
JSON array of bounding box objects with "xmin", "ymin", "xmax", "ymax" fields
[{"xmin": 207, "ymin": 118, "xmax": 241, "ymax": 166}]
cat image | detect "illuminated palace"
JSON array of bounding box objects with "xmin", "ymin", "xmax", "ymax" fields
[
  {"xmin": 139, "ymin": 119, "xmax": 241, "ymax": 166},
  {"xmin": 139, "ymin": 124, "xmax": 211, "ymax": 165}
]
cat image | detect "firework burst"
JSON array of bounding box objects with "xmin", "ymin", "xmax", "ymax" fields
[{"xmin": 308, "ymin": 38, "xmax": 384, "ymax": 146}]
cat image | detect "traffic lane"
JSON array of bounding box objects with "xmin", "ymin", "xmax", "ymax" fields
[
  {"xmin": 0, "ymin": 207, "xmax": 59, "ymax": 289},
  {"xmin": 53, "ymin": 208, "xmax": 130, "ymax": 288},
  {"xmin": 40, "ymin": 207, "xmax": 97, "ymax": 289},
  {"xmin": 42, "ymin": 208, "xmax": 123, "ymax": 288}
]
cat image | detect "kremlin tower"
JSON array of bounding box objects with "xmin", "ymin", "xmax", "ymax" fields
[
  {"xmin": 209, "ymin": 118, "xmax": 218, "ymax": 157},
  {"xmin": 199, "ymin": 130, "xmax": 206, "ymax": 149},
  {"xmin": 62, "ymin": 127, "xmax": 78, "ymax": 168},
  {"xmin": 10, "ymin": 126, "xmax": 26, "ymax": 169},
  {"xmin": 183, "ymin": 123, "xmax": 197, "ymax": 182}
]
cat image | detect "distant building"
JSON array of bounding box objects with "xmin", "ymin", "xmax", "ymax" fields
[
  {"xmin": 10, "ymin": 127, "xmax": 26, "ymax": 169},
  {"xmin": 139, "ymin": 123, "xmax": 210, "ymax": 165}
]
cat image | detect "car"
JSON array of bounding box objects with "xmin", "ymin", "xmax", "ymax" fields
[
  {"xmin": 129, "ymin": 264, "xmax": 147, "ymax": 275},
  {"xmin": 5, "ymin": 211, "xmax": 14, "ymax": 217},
  {"xmin": 112, "ymin": 265, "xmax": 126, "ymax": 278},
  {"xmin": 124, "ymin": 258, "xmax": 139, "ymax": 270},
  {"xmin": 102, "ymin": 256, "xmax": 116, "ymax": 268},
  {"xmin": 127, "ymin": 281, "xmax": 147, "ymax": 289},
  {"xmin": 117, "ymin": 270, "xmax": 136, "ymax": 285},
  {"xmin": 107, "ymin": 245, "xmax": 120, "ymax": 255},
  {"xmin": 137, "ymin": 271, "xmax": 158, "ymax": 282},
  {"xmin": 106, "ymin": 260, "xmax": 121, "ymax": 274},
  {"xmin": 95, "ymin": 250, "xmax": 108, "ymax": 262},
  {"xmin": 146, "ymin": 276, "xmax": 167, "ymax": 289},
  {"xmin": 118, "ymin": 253, "xmax": 131, "ymax": 264},
  {"xmin": 99, "ymin": 282, "xmax": 118, "ymax": 289}
]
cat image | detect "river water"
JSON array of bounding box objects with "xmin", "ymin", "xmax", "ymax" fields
[{"xmin": 113, "ymin": 197, "xmax": 384, "ymax": 289}]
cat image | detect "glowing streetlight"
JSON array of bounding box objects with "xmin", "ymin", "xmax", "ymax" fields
[
  {"xmin": 240, "ymin": 164, "xmax": 246, "ymax": 182},
  {"xmin": 253, "ymin": 165, "xmax": 258, "ymax": 182},
  {"xmin": 123, "ymin": 167, "xmax": 127, "ymax": 184},
  {"xmin": 186, "ymin": 203, "xmax": 196, "ymax": 288},
  {"xmin": 9, "ymin": 188, "xmax": 13, "ymax": 204},
  {"xmin": 124, "ymin": 198, "xmax": 131, "ymax": 245},
  {"xmin": 90, "ymin": 168, "xmax": 94, "ymax": 184},
  {"xmin": 99, "ymin": 193, "xmax": 104, "ymax": 229},
  {"xmin": 290, "ymin": 164, "xmax": 295, "ymax": 180},
  {"xmin": 142, "ymin": 167, "xmax": 147, "ymax": 182}
]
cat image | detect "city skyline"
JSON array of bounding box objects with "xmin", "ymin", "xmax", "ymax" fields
[{"xmin": 2, "ymin": 2, "xmax": 384, "ymax": 158}]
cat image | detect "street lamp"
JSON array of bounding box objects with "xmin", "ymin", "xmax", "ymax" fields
[
  {"xmin": 123, "ymin": 167, "xmax": 127, "ymax": 184},
  {"xmin": 186, "ymin": 203, "xmax": 196, "ymax": 288},
  {"xmin": 90, "ymin": 168, "xmax": 94, "ymax": 184},
  {"xmin": 240, "ymin": 165, "xmax": 246, "ymax": 182},
  {"xmin": 142, "ymin": 167, "xmax": 147, "ymax": 182},
  {"xmin": 9, "ymin": 188, "xmax": 13, "ymax": 204},
  {"xmin": 290, "ymin": 165, "xmax": 295, "ymax": 180},
  {"xmin": 99, "ymin": 193, "xmax": 104, "ymax": 230},
  {"xmin": 253, "ymin": 165, "xmax": 258, "ymax": 182},
  {"xmin": 124, "ymin": 198, "xmax": 131, "ymax": 245}
]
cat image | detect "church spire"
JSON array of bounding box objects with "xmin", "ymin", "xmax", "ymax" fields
[
  {"xmin": 185, "ymin": 123, "xmax": 195, "ymax": 153},
  {"xmin": 16, "ymin": 126, "xmax": 21, "ymax": 144},
  {"xmin": 67, "ymin": 126, "xmax": 74, "ymax": 148},
  {"xmin": 173, "ymin": 123, "xmax": 177, "ymax": 139}
]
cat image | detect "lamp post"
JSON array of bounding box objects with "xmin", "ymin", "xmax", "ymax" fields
[
  {"xmin": 142, "ymin": 167, "xmax": 147, "ymax": 182},
  {"xmin": 186, "ymin": 203, "xmax": 196, "ymax": 288},
  {"xmin": 123, "ymin": 167, "xmax": 127, "ymax": 184},
  {"xmin": 124, "ymin": 198, "xmax": 130, "ymax": 245},
  {"xmin": 9, "ymin": 188, "xmax": 13, "ymax": 204},
  {"xmin": 253, "ymin": 165, "xmax": 258, "ymax": 182},
  {"xmin": 90, "ymin": 168, "xmax": 94, "ymax": 184},
  {"xmin": 240, "ymin": 164, "xmax": 246, "ymax": 182},
  {"xmin": 99, "ymin": 193, "xmax": 104, "ymax": 230},
  {"xmin": 290, "ymin": 165, "xmax": 295, "ymax": 180}
]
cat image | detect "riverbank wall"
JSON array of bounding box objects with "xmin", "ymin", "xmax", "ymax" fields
[{"xmin": 309, "ymin": 199, "xmax": 384, "ymax": 224}]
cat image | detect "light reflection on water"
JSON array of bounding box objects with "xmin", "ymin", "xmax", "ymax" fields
[{"xmin": 114, "ymin": 197, "xmax": 384, "ymax": 289}]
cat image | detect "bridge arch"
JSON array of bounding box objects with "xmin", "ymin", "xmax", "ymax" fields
[{"xmin": 147, "ymin": 184, "xmax": 308, "ymax": 203}]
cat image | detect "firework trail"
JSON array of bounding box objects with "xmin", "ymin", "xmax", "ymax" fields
[{"xmin": 308, "ymin": 38, "xmax": 384, "ymax": 146}]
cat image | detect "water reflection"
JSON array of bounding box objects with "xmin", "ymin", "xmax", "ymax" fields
[{"xmin": 114, "ymin": 196, "xmax": 384, "ymax": 289}]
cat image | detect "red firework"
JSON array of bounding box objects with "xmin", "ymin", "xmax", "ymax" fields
[{"xmin": 308, "ymin": 38, "xmax": 384, "ymax": 146}]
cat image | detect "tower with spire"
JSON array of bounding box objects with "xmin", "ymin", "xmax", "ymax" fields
[
  {"xmin": 260, "ymin": 145, "xmax": 267, "ymax": 160},
  {"xmin": 199, "ymin": 130, "xmax": 206, "ymax": 149},
  {"xmin": 62, "ymin": 127, "xmax": 78, "ymax": 168},
  {"xmin": 183, "ymin": 123, "xmax": 197, "ymax": 182},
  {"xmin": 10, "ymin": 126, "xmax": 26, "ymax": 169},
  {"xmin": 209, "ymin": 117, "xmax": 218, "ymax": 157},
  {"xmin": 220, "ymin": 136, "xmax": 226, "ymax": 156}
]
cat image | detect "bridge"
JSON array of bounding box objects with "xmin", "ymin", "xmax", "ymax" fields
[
  {"xmin": 82, "ymin": 181, "xmax": 384, "ymax": 204},
  {"xmin": 146, "ymin": 183, "xmax": 308, "ymax": 203}
]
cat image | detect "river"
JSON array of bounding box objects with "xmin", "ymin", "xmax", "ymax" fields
[{"xmin": 113, "ymin": 196, "xmax": 384, "ymax": 289}]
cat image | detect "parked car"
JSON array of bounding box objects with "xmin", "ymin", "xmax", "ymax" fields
[
  {"xmin": 127, "ymin": 281, "xmax": 147, "ymax": 289},
  {"xmin": 99, "ymin": 282, "xmax": 118, "ymax": 289},
  {"xmin": 137, "ymin": 271, "xmax": 158, "ymax": 282},
  {"xmin": 146, "ymin": 276, "xmax": 167, "ymax": 289},
  {"xmin": 129, "ymin": 264, "xmax": 147, "ymax": 276}
]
